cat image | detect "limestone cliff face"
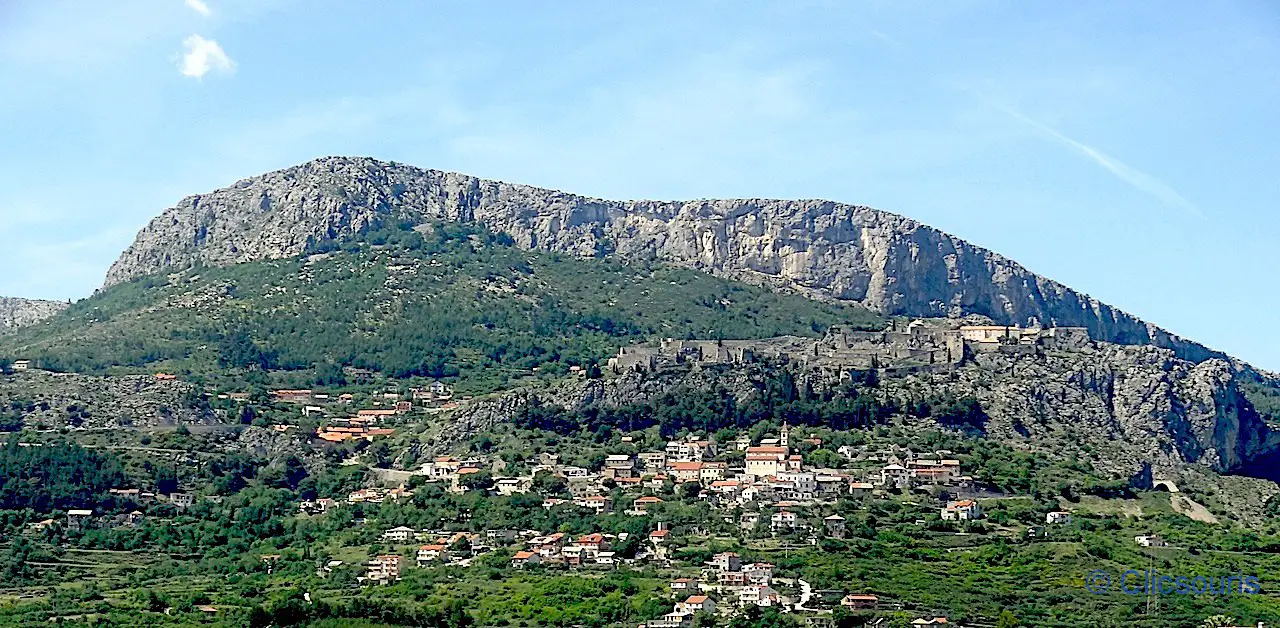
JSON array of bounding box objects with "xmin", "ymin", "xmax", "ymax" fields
[
  {"xmin": 106, "ymin": 156, "xmax": 1216, "ymax": 362},
  {"xmin": 0, "ymin": 297, "xmax": 69, "ymax": 330},
  {"xmin": 897, "ymin": 347, "xmax": 1280, "ymax": 482}
]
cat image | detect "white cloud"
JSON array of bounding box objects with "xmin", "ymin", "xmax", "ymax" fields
[
  {"xmin": 178, "ymin": 34, "xmax": 234, "ymax": 79},
  {"xmin": 973, "ymin": 94, "xmax": 1204, "ymax": 219},
  {"xmin": 184, "ymin": 0, "xmax": 212, "ymax": 17}
]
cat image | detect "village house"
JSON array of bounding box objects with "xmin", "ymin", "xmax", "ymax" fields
[
  {"xmin": 841, "ymin": 594, "xmax": 879, "ymax": 610},
  {"xmin": 168, "ymin": 492, "xmax": 195, "ymax": 509},
  {"xmin": 941, "ymin": 500, "xmax": 983, "ymax": 521},
  {"xmin": 671, "ymin": 578, "xmax": 697, "ymax": 591},
  {"xmin": 770, "ymin": 510, "xmax": 798, "ymax": 532},
  {"xmin": 880, "ymin": 463, "xmax": 911, "ymax": 489},
  {"xmin": 743, "ymin": 562, "xmax": 775, "ymax": 586},
  {"xmin": 710, "ymin": 551, "xmax": 742, "ymax": 573},
  {"xmin": 958, "ymin": 325, "xmax": 1020, "ymax": 343},
  {"xmin": 495, "ymin": 477, "xmax": 531, "ymax": 496},
  {"xmin": 739, "ymin": 585, "xmax": 780, "ymax": 607},
  {"xmin": 358, "ymin": 408, "xmax": 400, "ymax": 420},
  {"xmin": 648, "ymin": 528, "xmax": 671, "ymax": 545},
  {"xmin": 272, "ymin": 389, "xmax": 313, "ymax": 403},
  {"xmin": 575, "ymin": 533, "xmax": 610, "ymax": 553},
  {"xmin": 739, "ymin": 512, "xmax": 760, "ymax": 531},
  {"xmin": 604, "ymin": 454, "xmax": 636, "ymax": 478},
  {"xmin": 382, "ymin": 526, "xmax": 416, "ymax": 543},
  {"xmin": 745, "ymin": 446, "xmax": 790, "ymax": 480},
  {"xmin": 66, "ymin": 509, "xmax": 94, "ymax": 530},
  {"xmin": 708, "ymin": 479, "xmax": 741, "ymax": 504},
  {"xmin": 671, "ymin": 461, "xmax": 704, "ymax": 483},
  {"xmin": 575, "ymin": 495, "xmax": 609, "ymax": 514},
  {"xmin": 677, "ymin": 595, "xmax": 716, "ymax": 615},
  {"xmin": 12, "ymin": 360, "xmax": 30, "ymax": 370},
  {"xmin": 416, "ymin": 544, "xmax": 448, "ymax": 566},
  {"xmin": 511, "ymin": 551, "xmax": 540, "ymax": 568},
  {"xmin": 911, "ymin": 617, "xmax": 952, "ymax": 627},
  {"xmin": 777, "ymin": 471, "xmax": 817, "ymax": 499},
  {"xmin": 365, "ymin": 555, "xmax": 402, "ymax": 585},
  {"xmin": 348, "ymin": 488, "xmax": 388, "ymax": 504},
  {"xmin": 638, "ymin": 451, "xmax": 667, "ymax": 472},
  {"xmin": 824, "ymin": 514, "xmax": 847, "ymax": 538},
  {"xmin": 848, "ymin": 481, "xmax": 874, "ymax": 497},
  {"xmin": 529, "ymin": 533, "xmax": 568, "ymax": 557},
  {"xmin": 700, "ymin": 461, "xmax": 728, "ymax": 484},
  {"xmin": 631, "ymin": 496, "xmax": 664, "ymax": 515},
  {"xmin": 1136, "ymin": 534, "xmax": 1167, "ymax": 548},
  {"xmin": 1046, "ymin": 511, "xmax": 1072, "ymax": 525}
]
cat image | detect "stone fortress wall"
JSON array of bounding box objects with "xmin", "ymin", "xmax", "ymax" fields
[{"xmin": 608, "ymin": 320, "xmax": 1091, "ymax": 380}]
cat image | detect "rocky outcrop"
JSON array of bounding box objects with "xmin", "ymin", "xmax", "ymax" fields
[
  {"xmin": 105, "ymin": 156, "xmax": 1218, "ymax": 362},
  {"xmin": 0, "ymin": 370, "xmax": 215, "ymax": 428},
  {"xmin": 891, "ymin": 346, "xmax": 1280, "ymax": 482},
  {"xmin": 0, "ymin": 297, "xmax": 69, "ymax": 330}
]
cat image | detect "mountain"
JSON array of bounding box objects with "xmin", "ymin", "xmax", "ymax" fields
[
  {"xmin": 0, "ymin": 297, "xmax": 69, "ymax": 330},
  {"xmin": 3, "ymin": 223, "xmax": 881, "ymax": 391},
  {"xmin": 105, "ymin": 156, "xmax": 1220, "ymax": 364}
]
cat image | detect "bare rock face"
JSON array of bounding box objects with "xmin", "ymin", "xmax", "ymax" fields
[
  {"xmin": 0, "ymin": 371, "xmax": 215, "ymax": 428},
  {"xmin": 0, "ymin": 297, "xmax": 69, "ymax": 330},
  {"xmin": 105, "ymin": 156, "xmax": 1216, "ymax": 362}
]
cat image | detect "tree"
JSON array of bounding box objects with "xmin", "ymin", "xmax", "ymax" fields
[
  {"xmin": 997, "ymin": 610, "xmax": 1021, "ymax": 628},
  {"xmin": 459, "ymin": 470, "xmax": 494, "ymax": 492}
]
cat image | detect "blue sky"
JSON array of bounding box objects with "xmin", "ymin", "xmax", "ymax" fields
[{"xmin": 1, "ymin": 1, "xmax": 1278, "ymax": 369}]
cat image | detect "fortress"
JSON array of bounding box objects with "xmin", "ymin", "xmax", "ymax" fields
[{"xmin": 607, "ymin": 321, "xmax": 1091, "ymax": 379}]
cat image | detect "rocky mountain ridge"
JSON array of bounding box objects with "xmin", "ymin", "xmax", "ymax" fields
[
  {"xmin": 0, "ymin": 297, "xmax": 69, "ymax": 330},
  {"xmin": 107, "ymin": 156, "xmax": 1218, "ymax": 363}
]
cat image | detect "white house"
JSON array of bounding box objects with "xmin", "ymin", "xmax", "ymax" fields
[
  {"xmin": 739, "ymin": 585, "xmax": 780, "ymax": 607},
  {"xmin": 382, "ymin": 526, "xmax": 416, "ymax": 543},
  {"xmin": 941, "ymin": 500, "xmax": 982, "ymax": 521},
  {"xmin": 1046, "ymin": 511, "xmax": 1072, "ymax": 525},
  {"xmin": 770, "ymin": 510, "xmax": 798, "ymax": 532}
]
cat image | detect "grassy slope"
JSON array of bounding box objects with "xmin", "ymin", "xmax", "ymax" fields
[{"xmin": 0, "ymin": 231, "xmax": 883, "ymax": 391}]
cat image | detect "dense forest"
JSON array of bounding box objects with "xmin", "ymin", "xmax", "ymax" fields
[
  {"xmin": 515, "ymin": 368, "xmax": 986, "ymax": 439},
  {"xmin": 0, "ymin": 437, "xmax": 126, "ymax": 513}
]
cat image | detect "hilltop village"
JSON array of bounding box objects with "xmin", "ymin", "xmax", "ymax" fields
[
  {"xmin": 6, "ymin": 320, "xmax": 1274, "ymax": 627},
  {"xmin": 296, "ymin": 420, "xmax": 1007, "ymax": 627}
]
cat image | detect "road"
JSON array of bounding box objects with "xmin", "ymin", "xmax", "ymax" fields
[{"xmin": 795, "ymin": 578, "xmax": 820, "ymax": 612}]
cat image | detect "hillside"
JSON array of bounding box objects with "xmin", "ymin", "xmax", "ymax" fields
[
  {"xmin": 0, "ymin": 297, "xmax": 68, "ymax": 329},
  {"xmin": 0, "ymin": 222, "xmax": 882, "ymax": 391},
  {"xmin": 104, "ymin": 156, "xmax": 1220, "ymax": 363}
]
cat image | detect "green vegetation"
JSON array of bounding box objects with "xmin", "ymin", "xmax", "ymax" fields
[
  {"xmin": 1241, "ymin": 377, "xmax": 1280, "ymax": 425},
  {"xmin": 0, "ymin": 222, "xmax": 882, "ymax": 392},
  {"xmin": 0, "ymin": 437, "xmax": 125, "ymax": 513}
]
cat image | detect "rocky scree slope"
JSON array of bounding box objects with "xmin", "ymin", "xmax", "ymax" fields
[
  {"xmin": 106, "ymin": 156, "xmax": 1218, "ymax": 363},
  {"xmin": 0, "ymin": 297, "xmax": 69, "ymax": 330}
]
